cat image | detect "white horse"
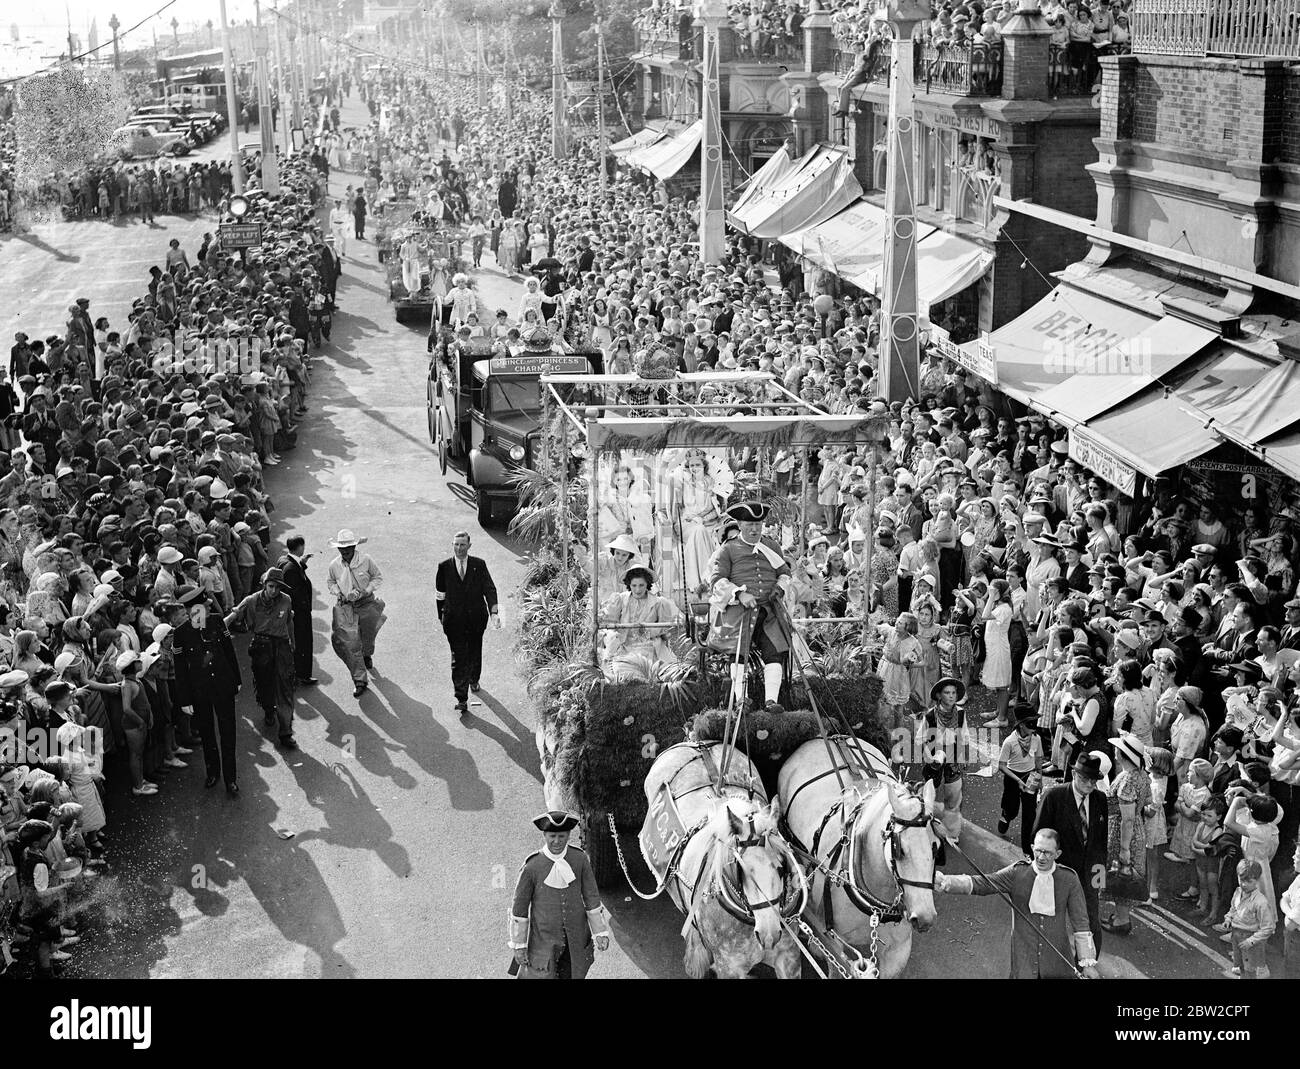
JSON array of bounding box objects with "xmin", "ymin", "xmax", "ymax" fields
[
  {"xmin": 778, "ymin": 735, "xmax": 940, "ymax": 979},
  {"xmin": 644, "ymin": 742, "xmax": 806, "ymax": 979}
]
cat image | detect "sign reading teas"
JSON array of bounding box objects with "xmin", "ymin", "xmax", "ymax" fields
[{"xmin": 935, "ymin": 331, "xmax": 997, "ymax": 385}]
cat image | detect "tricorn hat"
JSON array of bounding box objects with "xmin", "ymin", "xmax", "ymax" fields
[
  {"xmin": 533, "ymin": 810, "xmax": 580, "ymax": 833},
  {"xmin": 725, "ymin": 500, "xmax": 769, "ymax": 524}
]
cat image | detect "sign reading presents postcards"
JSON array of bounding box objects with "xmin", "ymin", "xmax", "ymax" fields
[
  {"xmin": 936, "ymin": 331, "xmax": 997, "ymax": 385},
  {"xmin": 1069, "ymin": 429, "xmax": 1137, "ymax": 498}
]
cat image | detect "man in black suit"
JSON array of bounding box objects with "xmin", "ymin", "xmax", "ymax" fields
[
  {"xmin": 173, "ymin": 586, "xmax": 244, "ymax": 796},
  {"xmin": 435, "ymin": 530, "xmax": 500, "ymax": 716},
  {"xmin": 278, "ymin": 534, "xmax": 317, "ymax": 684},
  {"xmin": 1033, "ymin": 753, "xmax": 1110, "ymax": 951}
]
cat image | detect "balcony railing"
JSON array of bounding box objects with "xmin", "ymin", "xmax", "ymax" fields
[
  {"xmin": 916, "ymin": 41, "xmax": 1004, "ymax": 95},
  {"xmin": 636, "ymin": 31, "xmax": 694, "ymax": 61},
  {"xmin": 1132, "ymin": 0, "xmax": 1300, "ymax": 57}
]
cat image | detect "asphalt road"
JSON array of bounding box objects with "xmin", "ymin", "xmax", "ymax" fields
[{"xmin": 3, "ymin": 91, "xmax": 1280, "ymax": 979}]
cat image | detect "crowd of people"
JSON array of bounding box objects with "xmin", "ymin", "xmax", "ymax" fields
[
  {"xmin": 0, "ymin": 125, "xmax": 337, "ymax": 975},
  {"xmin": 348, "ymin": 53, "xmax": 1299, "ymax": 978},
  {"xmin": 633, "ymin": 0, "xmax": 807, "ymax": 61}
]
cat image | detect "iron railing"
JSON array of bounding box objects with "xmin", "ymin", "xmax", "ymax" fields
[{"xmin": 1132, "ymin": 0, "xmax": 1300, "ymax": 57}]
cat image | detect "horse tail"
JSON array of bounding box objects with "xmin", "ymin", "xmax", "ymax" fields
[{"xmin": 683, "ymin": 922, "xmax": 714, "ymax": 979}]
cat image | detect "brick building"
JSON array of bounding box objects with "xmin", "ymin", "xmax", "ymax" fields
[{"xmin": 959, "ymin": 0, "xmax": 1300, "ymax": 514}]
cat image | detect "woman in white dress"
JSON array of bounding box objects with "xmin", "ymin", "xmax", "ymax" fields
[
  {"xmin": 444, "ymin": 273, "xmax": 479, "ymax": 328},
  {"xmin": 597, "ymin": 463, "xmax": 654, "ymax": 560},
  {"xmin": 399, "ymin": 234, "xmax": 423, "ymax": 296},
  {"xmin": 327, "ymin": 133, "xmax": 342, "ymax": 171},
  {"xmin": 668, "ymin": 450, "xmax": 721, "ymax": 600},
  {"xmin": 981, "ymin": 577, "xmax": 1014, "ymax": 726},
  {"xmin": 599, "ymin": 565, "xmax": 679, "ymax": 669}
]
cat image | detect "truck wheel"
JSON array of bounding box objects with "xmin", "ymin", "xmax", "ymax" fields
[
  {"xmin": 580, "ymin": 811, "xmax": 620, "ymax": 886},
  {"xmin": 477, "ymin": 493, "xmax": 493, "ymax": 527}
]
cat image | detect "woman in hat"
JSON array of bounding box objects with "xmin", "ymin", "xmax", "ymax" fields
[
  {"xmin": 1102, "ymin": 733, "xmax": 1153, "ymax": 935},
  {"xmin": 509, "ymin": 811, "xmax": 610, "ymax": 979},
  {"xmin": 920, "ymin": 676, "xmax": 969, "ymax": 843},
  {"xmin": 598, "ymin": 564, "xmax": 679, "ymax": 668},
  {"xmin": 981, "ymin": 579, "xmax": 1015, "ymax": 726},
  {"xmin": 1169, "ymin": 684, "xmax": 1209, "ymax": 791}
]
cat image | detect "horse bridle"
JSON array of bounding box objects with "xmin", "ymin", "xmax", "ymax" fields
[
  {"xmin": 716, "ymin": 820, "xmax": 807, "ymax": 923},
  {"xmin": 882, "ymin": 796, "xmax": 942, "ymax": 894}
]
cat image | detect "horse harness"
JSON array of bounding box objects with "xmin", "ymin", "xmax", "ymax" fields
[{"xmin": 659, "ymin": 744, "xmax": 803, "ymax": 930}]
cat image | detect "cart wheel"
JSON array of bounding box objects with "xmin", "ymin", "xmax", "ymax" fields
[
  {"xmin": 438, "ymin": 434, "xmax": 448, "ymax": 475},
  {"xmin": 477, "ymin": 493, "xmax": 493, "ymax": 527},
  {"xmin": 581, "ymin": 811, "xmax": 621, "ymax": 886}
]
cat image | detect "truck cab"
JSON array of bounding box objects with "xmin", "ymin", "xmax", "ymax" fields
[{"xmin": 428, "ymin": 338, "xmax": 600, "ymax": 526}]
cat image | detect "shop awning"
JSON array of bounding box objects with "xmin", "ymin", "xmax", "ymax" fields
[
  {"xmin": 912, "ymin": 228, "xmax": 996, "ymax": 307},
  {"xmin": 626, "ymin": 120, "xmax": 702, "ymax": 180},
  {"xmin": 727, "ymin": 147, "xmax": 795, "ymax": 210},
  {"xmin": 726, "ymin": 144, "xmax": 862, "ymax": 239},
  {"xmin": 1033, "ymin": 316, "xmax": 1218, "ymax": 425},
  {"xmin": 964, "ymin": 286, "xmax": 1157, "ymax": 404},
  {"xmin": 780, "ymin": 200, "xmax": 988, "ymax": 305},
  {"xmin": 778, "ymin": 200, "xmax": 903, "ymax": 284},
  {"xmin": 1192, "ymin": 356, "xmax": 1300, "ymax": 444},
  {"xmin": 1255, "ymin": 428, "xmax": 1300, "ymax": 483},
  {"xmin": 1072, "ymin": 385, "xmax": 1222, "ymax": 488},
  {"xmin": 610, "ymin": 127, "xmax": 667, "ymax": 159}
]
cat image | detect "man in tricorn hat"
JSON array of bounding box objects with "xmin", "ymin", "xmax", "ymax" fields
[
  {"xmin": 508, "ymin": 812, "xmax": 610, "ymax": 979},
  {"xmin": 708, "ymin": 500, "xmax": 793, "ymax": 711}
]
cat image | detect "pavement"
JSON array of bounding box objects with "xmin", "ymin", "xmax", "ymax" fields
[{"xmin": 2, "ymin": 91, "xmax": 1289, "ymax": 979}]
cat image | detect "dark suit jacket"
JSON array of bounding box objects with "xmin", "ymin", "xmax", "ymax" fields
[
  {"xmin": 1033, "ymin": 784, "xmax": 1109, "ymax": 898},
  {"xmin": 436, "ymin": 555, "xmax": 497, "ymax": 634},
  {"xmin": 173, "ymin": 616, "xmax": 242, "ymax": 705},
  {"xmin": 277, "ymin": 553, "xmax": 314, "ymax": 614}
]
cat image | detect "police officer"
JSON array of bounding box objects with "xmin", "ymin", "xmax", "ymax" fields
[
  {"xmin": 708, "ymin": 501, "xmax": 792, "ymax": 711},
  {"xmin": 224, "ymin": 567, "xmax": 297, "ymax": 750},
  {"xmin": 173, "ymin": 585, "xmax": 243, "ymax": 795}
]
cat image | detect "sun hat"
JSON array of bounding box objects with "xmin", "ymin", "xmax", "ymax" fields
[{"xmin": 329, "ymin": 529, "xmax": 366, "ymax": 547}]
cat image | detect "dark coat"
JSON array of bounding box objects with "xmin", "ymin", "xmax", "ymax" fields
[
  {"xmin": 173, "ymin": 613, "xmax": 242, "ymax": 705},
  {"xmin": 435, "ymin": 555, "xmax": 498, "ymax": 634},
  {"xmin": 965, "ymin": 861, "xmax": 1091, "ymax": 979},
  {"xmin": 1033, "ymin": 784, "xmax": 1109, "ymax": 897},
  {"xmin": 277, "ymin": 553, "xmax": 313, "ymax": 615}
]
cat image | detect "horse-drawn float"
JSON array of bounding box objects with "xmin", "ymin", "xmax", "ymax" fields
[{"xmin": 520, "ymin": 368, "xmax": 947, "ymax": 978}]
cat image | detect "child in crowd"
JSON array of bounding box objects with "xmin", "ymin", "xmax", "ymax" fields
[
  {"xmin": 878, "ymin": 611, "xmax": 922, "ymax": 729},
  {"xmin": 1223, "ymin": 859, "xmax": 1275, "ymax": 979},
  {"xmin": 1186, "ymin": 794, "xmax": 1229, "ymax": 922},
  {"xmin": 1167, "ymin": 757, "xmax": 1212, "ymax": 862},
  {"xmin": 1145, "ymin": 746, "xmax": 1173, "ymax": 899}
]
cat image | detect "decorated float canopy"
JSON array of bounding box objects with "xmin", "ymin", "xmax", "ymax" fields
[{"xmin": 539, "ymin": 370, "xmax": 891, "ymax": 454}]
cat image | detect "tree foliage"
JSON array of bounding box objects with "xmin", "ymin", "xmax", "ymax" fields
[{"xmin": 14, "ymin": 67, "xmax": 132, "ymax": 188}]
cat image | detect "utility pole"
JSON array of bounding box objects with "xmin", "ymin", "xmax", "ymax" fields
[
  {"xmin": 273, "ymin": 2, "xmax": 291, "ymax": 154},
  {"xmin": 207, "ymin": 19, "xmax": 215, "ymax": 47},
  {"xmin": 219, "ymin": 0, "xmax": 245, "ymax": 194},
  {"xmin": 286, "ymin": 21, "xmax": 304, "ymax": 148},
  {"xmin": 550, "ymin": 1, "xmax": 566, "ymax": 159},
  {"xmin": 171, "ymin": 16, "xmax": 179, "ymax": 49},
  {"xmin": 595, "ymin": 0, "xmax": 607, "ymax": 205},
  {"xmin": 254, "ymin": 3, "xmax": 279, "ymax": 194},
  {"xmin": 698, "ymin": 0, "xmax": 726, "ymax": 263},
  {"xmin": 476, "ymin": 21, "xmax": 487, "ymax": 108},
  {"xmin": 109, "ymin": 14, "xmax": 121, "ymax": 70},
  {"xmin": 878, "ymin": 0, "xmax": 927, "ymax": 402}
]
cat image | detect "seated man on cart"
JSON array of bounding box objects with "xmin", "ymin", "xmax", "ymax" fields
[{"xmin": 708, "ymin": 501, "xmax": 794, "ymax": 713}]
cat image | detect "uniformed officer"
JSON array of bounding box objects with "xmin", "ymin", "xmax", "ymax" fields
[
  {"xmin": 708, "ymin": 500, "xmax": 793, "ymax": 711},
  {"xmin": 509, "ymin": 811, "xmax": 610, "ymax": 979},
  {"xmin": 173, "ymin": 585, "xmax": 243, "ymax": 795},
  {"xmin": 224, "ymin": 567, "xmax": 298, "ymax": 750}
]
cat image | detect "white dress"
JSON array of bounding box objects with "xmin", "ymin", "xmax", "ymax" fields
[
  {"xmin": 400, "ymin": 239, "xmax": 422, "ymax": 295},
  {"xmin": 981, "ymin": 601, "xmax": 1013, "ymax": 689}
]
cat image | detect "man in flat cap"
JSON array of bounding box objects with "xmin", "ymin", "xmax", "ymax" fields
[
  {"xmin": 709, "ymin": 500, "xmax": 793, "ymax": 712},
  {"xmin": 509, "ymin": 812, "xmax": 610, "ymax": 979}
]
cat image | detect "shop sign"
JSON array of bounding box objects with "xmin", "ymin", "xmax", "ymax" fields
[
  {"xmin": 1069, "ymin": 430, "xmax": 1137, "ymax": 497},
  {"xmin": 934, "ymin": 330, "xmax": 997, "ymax": 385}
]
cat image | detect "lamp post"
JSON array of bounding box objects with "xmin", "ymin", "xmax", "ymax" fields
[
  {"xmin": 109, "ymin": 14, "xmax": 121, "ymax": 70},
  {"xmin": 219, "ymin": 0, "xmax": 245, "ymax": 194},
  {"xmin": 697, "ymin": 0, "xmax": 727, "ymax": 264},
  {"xmin": 286, "ymin": 22, "xmax": 303, "ymax": 147},
  {"xmin": 171, "ymin": 17, "xmax": 180, "ymax": 49},
  {"xmin": 878, "ymin": 0, "xmax": 927, "ymax": 403},
  {"xmin": 273, "ymin": 2, "xmax": 291, "ymax": 154},
  {"xmin": 550, "ymin": 1, "xmax": 566, "ymax": 159},
  {"xmin": 207, "ymin": 19, "xmax": 215, "ymax": 47}
]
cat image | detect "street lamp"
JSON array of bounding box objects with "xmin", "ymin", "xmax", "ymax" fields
[
  {"xmin": 207, "ymin": 19, "xmax": 215, "ymax": 47},
  {"xmin": 228, "ymin": 194, "xmax": 251, "ymax": 218},
  {"xmin": 171, "ymin": 17, "xmax": 180, "ymax": 48},
  {"xmin": 109, "ymin": 14, "xmax": 121, "ymax": 71}
]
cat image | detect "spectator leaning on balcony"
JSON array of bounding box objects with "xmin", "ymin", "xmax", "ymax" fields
[
  {"xmin": 1090, "ymin": 0, "xmax": 1115, "ymax": 42},
  {"xmin": 834, "ymin": 16, "xmax": 888, "ymax": 117},
  {"xmin": 978, "ymin": 16, "xmax": 1003, "ymax": 45}
]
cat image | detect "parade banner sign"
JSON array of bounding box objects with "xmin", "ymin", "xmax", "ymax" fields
[
  {"xmin": 1069, "ymin": 429, "xmax": 1137, "ymax": 497},
  {"xmin": 589, "ymin": 415, "xmax": 891, "ymax": 454},
  {"xmin": 640, "ymin": 783, "xmax": 689, "ymax": 882},
  {"xmin": 489, "ymin": 355, "xmax": 589, "ymax": 375}
]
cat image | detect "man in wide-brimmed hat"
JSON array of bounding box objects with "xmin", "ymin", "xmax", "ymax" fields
[
  {"xmin": 508, "ymin": 811, "xmax": 610, "ymax": 979},
  {"xmin": 920, "ymin": 677, "xmax": 968, "ymax": 843},
  {"xmin": 998, "ymin": 700, "xmax": 1045, "ymax": 855},
  {"xmin": 1034, "ymin": 752, "xmax": 1110, "ymax": 952},
  {"xmin": 325, "ymin": 529, "xmax": 386, "ymax": 698},
  {"xmin": 225, "ymin": 566, "xmax": 298, "ymax": 749},
  {"xmin": 708, "ymin": 500, "xmax": 793, "ymax": 712}
]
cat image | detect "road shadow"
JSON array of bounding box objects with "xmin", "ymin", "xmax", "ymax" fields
[{"xmin": 465, "ymin": 689, "xmax": 544, "ymax": 784}]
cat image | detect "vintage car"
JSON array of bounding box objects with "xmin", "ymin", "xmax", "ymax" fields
[{"xmin": 428, "ymin": 333, "xmax": 601, "ymax": 525}]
